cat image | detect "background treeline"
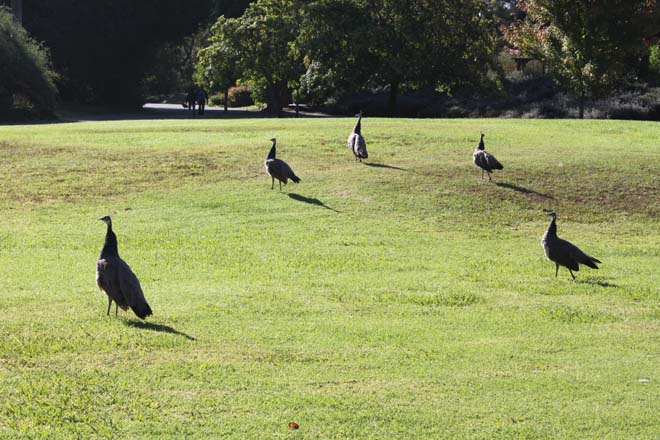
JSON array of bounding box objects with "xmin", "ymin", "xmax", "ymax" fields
[{"xmin": 2, "ymin": 0, "xmax": 660, "ymax": 119}]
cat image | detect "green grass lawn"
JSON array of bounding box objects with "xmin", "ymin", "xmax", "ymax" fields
[{"xmin": 1, "ymin": 117, "xmax": 660, "ymax": 438}]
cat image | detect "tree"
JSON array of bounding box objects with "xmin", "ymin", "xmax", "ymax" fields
[
  {"xmin": 298, "ymin": 0, "xmax": 498, "ymax": 115},
  {"xmin": 0, "ymin": 6, "xmax": 57, "ymax": 119},
  {"xmin": 195, "ymin": 16, "xmax": 242, "ymax": 112},
  {"xmin": 199, "ymin": 0, "xmax": 303, "ymax": 115},
  {"xmin": 506, "ymin": 0, "xmax": 660, "ymax": 118}
]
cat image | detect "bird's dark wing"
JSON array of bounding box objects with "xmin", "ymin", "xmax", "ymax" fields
[
  {"xmin": 96, "ymin": 258, "xmax": 130, "ymax": 310},
  {"xmin": 115, "ymin": 258, "xmax": 152, "ymax": 319},
  {"xmin": 275, "ymin": 159, "xmax": 300, "ymax": 183},
  {"xmin": 355, "ymin": 134, "xmax": 367, "ymax": 158},
  {"xmin": 267, "ymin": 159, "xmax": 300, "ymax": 184},
  {"xmin": 550, "ymin": 238, "xmax": 597, "ymax": 271},
  {"xmin": 484, "ymin": 151, "xmax": 503, "ymax": 170},
  {"xmin": 561, "ymin": 239, "xmax": 600, "ymax": 269}
]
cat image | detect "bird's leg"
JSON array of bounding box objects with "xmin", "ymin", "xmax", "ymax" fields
[
  {"xmin": 569, "ymin": 269, "xmax": 576, "ymax": 280},
  {"xmin": 115, "ymin": 303, "xmax": 119, "ymax": 316},
  {"xmin": 555, "ymin": 264, "xmax": 559, "ymax": 278},
  {"xmin": 279, "ymin": 180, "xmax": 282, "ymax": 191},
  {"xmin": 271, "ymin": 177, "xmax": 274, "ymax": 190},
  {"xmin": 106, "ymin": 298, "xmax": 112, "ymax": 316},
  {"xmin": 481, "ymin": 169, "xmax": 484, "ymax": 180},
  {"xmin": 488, "ymin": 172, "xmax": 492, "ymax": 182}
]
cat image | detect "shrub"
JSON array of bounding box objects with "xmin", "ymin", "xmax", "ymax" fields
[
  {"xmin": 0, "ymin": 7, "xmax": 57, "ymax": 119},
  {"xmin": 209, "ymin": 93, "xmax": 224, "ymax": 106},
  {"xmin": 227, "ymin": 85, "xmax": 253, "ymax": 107}
]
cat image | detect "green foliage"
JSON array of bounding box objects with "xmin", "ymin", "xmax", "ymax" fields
[
  {"xmin": 0, "ymin": 7, "xmax": 56, "ymax": 119},
  {"xmin": 209, "ymin": 86, "xmax": 254, "ymax": 107},
  {"xmin": 195, "ymin": 15, "xmax": 241, "ymax": 94},
  {"xmin": 298, "ymin": 0, "xmax": 498, "ymax": 113},
  {"xmin": 296, "ymin": 60, "xmax": 337, "ymax": 107},
  {"xmin": 199, "ymin": 0, "xmax": 497, "ymax": 115},
  {"xmin": 506, "ymin": 0, "xmax": 660, "ymax": 117},
  {"xmin": 650, "ymin": 44, "xmax": 660, "ymax": 75},
  {"xmin": 227, "ymin": 85, "xmax": 254, "ymax": 107},
  {"xmin": 3, "ymin": 118, "xmax": 660, "ymax": 437},
  {"xmin": 198, "ymin": 0, "xmax": 303, "ymax": 115}
]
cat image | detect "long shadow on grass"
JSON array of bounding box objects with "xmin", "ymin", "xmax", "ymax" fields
[
  {"xmin": 495, "ymin": 182, "xmax": 553, "ymax": 199},
  {"xmin": 288, "ymin": 193, "xmax": 339, "ymax": 212},
  {"xmin": 124, "ymin": 320, "xmax": 196, "ymax": 340},
  {"xmin": 575, "ymin": 276, "xmax": 618, "ymax": 288},
  {"xmin": 363, "ymin": 162, "xmax": 406, "ymax": 171}
]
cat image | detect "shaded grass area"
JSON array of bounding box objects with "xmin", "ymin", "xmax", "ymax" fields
[{"xmin": 1, "ymin": 118, "xmax": 660, "ymax": 438}]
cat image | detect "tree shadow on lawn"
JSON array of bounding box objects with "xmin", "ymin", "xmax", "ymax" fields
[
  {"xmin": 363, "ymin": 162, "xmax": 406, "ymax": 171},
  {"xmin": 495, "ymin": 181, "xmax": 554, "ymax": 199},
  {"xmin": 124, "ymin": 320, "xmax": 196, "ymax": 340},
  {"xmin": 287, "ymin": 193, "xmax": 340, "ymax": 212}
]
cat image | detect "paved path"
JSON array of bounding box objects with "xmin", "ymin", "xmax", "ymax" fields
[{"xmin": 54, "ymin": 103, "xmax": 331, "ymax": 122}]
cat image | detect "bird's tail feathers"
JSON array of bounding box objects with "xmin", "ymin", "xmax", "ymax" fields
[
  {"xmin": 132, "ymin": 302, "xmax": 153, "ymax": 319},
  {"xmin": 290, "ymin": 174, "xmax": 301, "ymax": 184},
  {"xmin": 580, "ymin": 255, "xmax": 600, "ymax": 269}
]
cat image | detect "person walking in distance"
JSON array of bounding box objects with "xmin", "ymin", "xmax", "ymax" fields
[
  {"xmin": 196, "ymin": 87, "xmax": 208, "ymax": 115},
  {"xmin": 186, "ymin": 88, "xmax": 197, "ymax": 116}
]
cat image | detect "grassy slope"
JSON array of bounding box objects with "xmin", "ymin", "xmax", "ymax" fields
[{"xmin": 1, "ymin": 118, "xmax": 660, "ymax": 438}]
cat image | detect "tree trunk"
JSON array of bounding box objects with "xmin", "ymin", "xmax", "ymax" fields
[
  {"xmin": 266, "ymin": 84, "xmax": 282, "ymax": 117},
  {"xmin": 388, "ymin": 80, "xmax": 399, "ymax": 116},
  {"xmin": 223, "ymin": 86, "xmax": 229, "ymax": 113}
]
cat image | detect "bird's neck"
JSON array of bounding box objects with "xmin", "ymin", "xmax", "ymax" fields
[
  {"xmin": 354, "ymin": 117, "xmax": 362, "ymax": 134},
  {"xmin": 267, "ymin": 142, "xmax": 276, "ymax": 160},
  {"xmin": 478, "ymin": 136, "xmax": 484, "ymax": 150},
  {"xmin": 101, "ymin": 224, "xmax": 119, "ymax": 258},
  {"xmin": 545, "ymin": 218, "xmax": 557, "ymax": 238}
]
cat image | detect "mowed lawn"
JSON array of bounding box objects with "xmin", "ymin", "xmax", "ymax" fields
[{"xmin": 1, "ymin": 117, "xmax": 660, "ymax": 438}]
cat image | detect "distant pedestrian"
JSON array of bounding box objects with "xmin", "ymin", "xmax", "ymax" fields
[
  {"xmin": 196, "ymin": 87, "xmax": 208, "ymax": 115},
  {"xmin": 186, "ymin": 88, "xmax": 196, "ymax": 116}
]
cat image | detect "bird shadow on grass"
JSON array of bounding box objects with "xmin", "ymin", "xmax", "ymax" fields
[
  {"xmin": 575, "ymin": 276, "xmax": 618, "ymax": 288},
  {"xmin": 495, "ymin": 182, "xmax": 553, "ymax": 199},
  {"xmin": 123, "ymin": 320, "xmax": 196, "ymax": 340},
  {"xmin": 288, "ymin": 193, "xmax": 340, "ymax": 212},
  {"xmin": 363, "ymin": 162, "xmax": 406, "ymax": 171}
]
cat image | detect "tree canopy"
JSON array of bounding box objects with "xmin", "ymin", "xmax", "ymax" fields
[
  {"xmin": 4, "ymin": 0, "xmax": 660, "ymax": 117},
  {"xmin": 505, "ymin": 0, "xmax": 660, "ymax": 117},
  {"xmin": 199, "ymin": 0, "xmax": 498, "ymax": 115},
  {"xmin": 198, "ymin": 0, "xmax": 302, "ymax": 115}
]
